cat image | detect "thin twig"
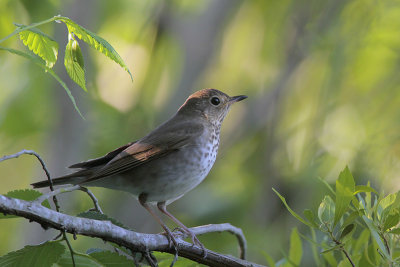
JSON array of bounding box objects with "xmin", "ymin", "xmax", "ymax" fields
[
  {"xmin": 0, "ymin": 150, "xmax": 76, "ymax": 267},
  {"xmin": 181, "ymin": 223, "xmax": 247, "ymax": 260},
  {"xmin": 34, "ymin": 185, "xmax": 81, "ymax": 204},
  {"xmin": 34, "ymin": 185, "xmax": 103, "ymax": 214},
  {"xmin": 77, "ymin": 187, "xmax": 103, "ymax": 214}
]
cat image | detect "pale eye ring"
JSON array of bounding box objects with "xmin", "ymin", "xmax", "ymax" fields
[{"xmin": 210, "ymin": 97, "xmax": 220, "ymax": 106}]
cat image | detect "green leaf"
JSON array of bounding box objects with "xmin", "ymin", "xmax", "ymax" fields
[
  {"xmin": 317, "ymin": 176, "xmax": 335, "ymax": 195},
  {"xmin": 388, "ymin": 228, "xmax": 400, "ymax": 234},
  {"xmin": 261, "ymin": 251, "xmax": 276, "ymax": 267},
  {"xmin": 16, "ymin": 24, "xmax": 58, "ymax": 68},
  {"xmin": 0, "ymin": 241, "xmax": 65, "ymax": 267},
  {"xmin": 339, "ymin": 223, "xmax": 355, "ymax": 241},
  {"xmin": 0, "ymin": 46, "xmax": 84, "ymax": 118},
  {"xmin": 341, "ymin": 210, "xmax": 360, "ymax": 231},
  {"xmin": 288, "ymin": 228, "xmax": 302, "ymax": 266},
  {"xmin": 383, "ymin": 212, "xmax": 400, "ymax": 231},
  {"xmin": 272, "ymin": 188, "xmax": 312, "ymax": 227},
  {"xmin": 334, "ymin": 166, "xmax": 355, "ymax": 226},
  {"xmin": 338, "ymin": 259, "xmax": 353, "ymax": 267},
  {"xmin": 354, "ymin": 229, "xmax": 370, "ymax": 253},
  {"xmin": 321, "ymin": 244, "xmax": 342, "ymax": 254},
  {"xmin": 64, "ymin": 34, "xmax": 86, "ymax": 91},
  {"xmin": 1, "ymin": 189, "xmax": 50, "ymax": 219},
  {"xmin": 303, "ymin": 209, "xmax": 319, "ymax": 229},
  {"xmin": 55, "ymin": 252, "xmax": 102, "ymax": 267},
  {"xmin": 77, "ymin": 211, "xmax": 128, "ymax": 229},
  {"xmin": 362, "ymin": 215, "xmax": 391, "ymax": 260},
  {"xmin": 318, "ymin": 195, "xmax": 335, "ymax": 225},
  {"xmin": 89, "ymin": 251, "xmax": 132, "ymax": 266},
  {"xmin": 354, "ymin": 185, "xmax": 378, "ymax": 195},
  {"xmin": 59, "ymin": 17, "xmax": 133, "ymax": 81}
]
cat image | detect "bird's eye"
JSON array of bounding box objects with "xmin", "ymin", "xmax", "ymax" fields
[{"xmin": 210, "ymin": 97, "xmax": 220, "ymax": 106}]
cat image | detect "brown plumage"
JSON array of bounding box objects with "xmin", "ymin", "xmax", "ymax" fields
[{"xmin": 32, "ymin": 88, "xmax": 247, "ymax": 253}]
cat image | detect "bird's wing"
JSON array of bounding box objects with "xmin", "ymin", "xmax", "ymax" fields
[
  {"xmin": 68, "ymin": 141, "xmax": 136, "ymax": 169},
  {"xmin": 82, "ymin": 121, "xmax": 205, "ymax": 183}
]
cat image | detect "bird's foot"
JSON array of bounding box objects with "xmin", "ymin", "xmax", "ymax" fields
[{"xmin": 173, "ymin": 227, "xmax": 207, "ymax": 258}]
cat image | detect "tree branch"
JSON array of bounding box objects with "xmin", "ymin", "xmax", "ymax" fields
[{"xmin": 0, "ymin": 195, "xmax": 264, "ymax": 267}]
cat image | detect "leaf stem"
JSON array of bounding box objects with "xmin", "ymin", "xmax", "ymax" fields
[{"xmin": 0, "ymin": 16, "xmax": 62, "ymax": 43}]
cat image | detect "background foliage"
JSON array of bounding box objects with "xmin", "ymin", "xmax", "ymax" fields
[{"xmin": 1, "ymin": 0, "xmax": 400, "ymax": 265}]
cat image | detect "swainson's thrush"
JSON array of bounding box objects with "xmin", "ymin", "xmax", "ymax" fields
[{"xmin": 32, "ymin": 88, "xmax": 247, "ymax": 252}]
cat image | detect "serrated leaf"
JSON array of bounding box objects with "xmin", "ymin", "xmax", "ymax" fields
[
  {"xmin": 59, "ymin": 17, "xmax": 133, "ymax": 81},
  {"xmin": 334, "ymin": 166, "xmax": 355, "ymax": 226},
  {"xmin": 16, "ymin": 24, "xmax": 58, "ymax": 68},
  {"xmin": 90, "ymin": 251, "xmax": 132, "ymax": 266},
  {"xmin": 1, "ymin": 189, "xmax": 50, "ymax": 219},
  {"xmin": 362, "ymin": 215, "xmax": 391, "ymax": 260},
  {"xmin": 0, "ymin": 46, "xmax": 84, "ymax": 118},
  {"xmin": 288, "ymin": 228, "xmax": 302, "ymax": 265},
  {"xmin": 0, "ymin": 241, "xmax": 65, "ymax": 267},
  {"xmin": 339, "ymin": 223, "xmax": 355, "ymax": 240},
  {"xmin": 55, "ymin": 251, "xmax": 102, "ymax": 267},
  {"xmin": 77, "ymin": 211, "xmax": 128, "ymax": 229},
  {"xmin": 272, "ymin": 188, "xmax": 313, "ymax": 227},
  {"xmin": 65, "ymin": 35, "xmax": 86, "ymax": 91}
]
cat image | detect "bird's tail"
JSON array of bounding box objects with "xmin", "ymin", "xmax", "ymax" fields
[{"xmin": 31, "ymin": 169, "xmax": 92, "ymax": 188}]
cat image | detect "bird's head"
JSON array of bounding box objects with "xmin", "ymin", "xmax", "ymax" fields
[{"xmin": 178, "ymin": 89, "xmax": 247, "ymax": 125}]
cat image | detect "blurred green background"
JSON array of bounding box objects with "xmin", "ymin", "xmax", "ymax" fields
[{"xmin": 1, "ymin": 0, "xmax": 400, "ymax": 265}]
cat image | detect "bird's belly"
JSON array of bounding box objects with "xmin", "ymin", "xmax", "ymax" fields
[{"xmin": 88, "ymin": 147, "xmax": 216, "ymax": 203}]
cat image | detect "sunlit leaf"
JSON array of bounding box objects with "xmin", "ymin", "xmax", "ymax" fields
[
  {"xmin": 58, "ymin": 17, "xmax": 133, "ymax": 81},
  {"xmin": 16, "ymin": 24, "xmax": 58, "ymax": 68},
  {"xmin": 334, "ymin": 166, "xmax": 355, "ymax": 226},
  {"xmin": 318, "ymin": 195, "xmax": 335, "ymax": 225},
  {"xmin": 64, "ymin": 34, "xmax": 86, "ymax": 91},
  {"xmin": 0, "ymin": 241, "xmax": 65, "ymax": 267},
  {"xmin": 354, "ymin": 185, "xmax": 378, "ymax": 195}
]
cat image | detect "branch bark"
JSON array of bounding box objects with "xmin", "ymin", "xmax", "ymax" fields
[{"xmin": 0, "ymin": 194, "xmax": 264, "ymax": 267}]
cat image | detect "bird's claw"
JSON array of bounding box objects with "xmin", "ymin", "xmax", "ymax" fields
[{"xmin": 172, "ymin": 227, "xmax": 207, "ymax": 258}]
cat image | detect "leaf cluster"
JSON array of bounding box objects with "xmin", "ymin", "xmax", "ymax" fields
[
  {"xmin": 272, "ymin": 166, "xmax": 400, "ymax": 266},
  {"xmin": 0, "ymin": 15, "xmax": 132, "ymax": 117}
]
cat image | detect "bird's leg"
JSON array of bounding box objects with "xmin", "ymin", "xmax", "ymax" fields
[
  {"xmin": 157, "ymin": 201, "xmax": 207, "ymax": 257},
  {"xmin": 138, "ymin": 194, "xmax": 178, "ymax": 251}
]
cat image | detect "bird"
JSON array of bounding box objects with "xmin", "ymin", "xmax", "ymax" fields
[{"xmin": 32, "ymin": 88, "xmax": 247, "ymax": 253}]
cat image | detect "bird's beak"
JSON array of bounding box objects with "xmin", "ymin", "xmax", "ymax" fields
[{"xmin": 229, "ymin": 95, "xmax": 248, "ymax": 103}]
